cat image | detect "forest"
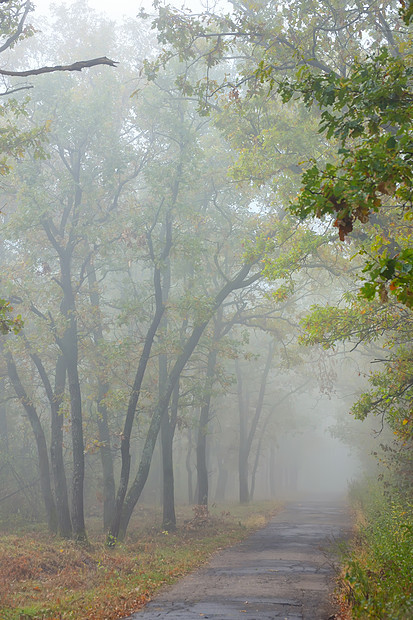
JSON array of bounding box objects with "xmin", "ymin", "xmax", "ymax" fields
[{"xmin": 0, "ymin": 0, "xmax": 412, "ymax": 618}]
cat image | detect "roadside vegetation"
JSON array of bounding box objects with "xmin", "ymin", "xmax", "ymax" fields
[
  {"xmin": 339, "ymin": 483, "xmax": 413, "ymax": 618},
  {"xmin": 0, "ymin": 501, "xmax": 279, "ymax": 620}
]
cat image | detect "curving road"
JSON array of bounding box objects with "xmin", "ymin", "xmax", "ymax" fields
[{"xmin": 126, "ymin": 500, "xmax": 351, "ymax": 620}]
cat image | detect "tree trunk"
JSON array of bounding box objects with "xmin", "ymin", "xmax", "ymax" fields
[
  {"xmin": 42, "ymin": 178, "xmax": 87, "ymax": 542},
  {"xmin": 196, "ymin": 349, "xmax": 218, "ymax": 506},
  {"xmin": 196, "ymin": 402, "xmax": 209, "ymax": 506},
  {"xmin": 108, "ymin": 258, "xmax": 166, "ymax": 544},
  {"xmin": 236, "ymin": 340, "xmax": 275, "ymax": 504},
  {"xmin": 238, "ymin": 448, "xmax": 250, "ymax": 504},
  {"xmin": 60, "ymin": 251, "xmax": 87, "ymax": 542},
  {"xmin": 0, "ymin": 374, "xmax": 8, "ymax": 454},
  {"xmin": 159, "ymin": 351, "xmax": 178, "ymax": 531},
  {"xmin": 96, "ymin": 383, "xmax": 116, "ymax": 530},
  {"xmin": 66, "ymin": 338, "xmax": 86, "ymax": 541},
  {"xmin": 6, "ymin": 352, "xmax": 58, "ymax": 533},
  {"xmin": 115, "ymin": 261, "xmax": 264, "ymax": 541},
  {"xmin": 27, "ymin": 348, "xmax": 72, "ymax": 537},
  {"xmin": 196, "ymin": 347, "xmax": 218, "ymax": 505},
  {"xmin": 249, "ymin": 432, "xmax": 264, "ymax": 502},
  {"xmin": 50, "ymin": 355, "xmax": 72, "ymax": 537},
  {"xmin": 86, "ymin": 257, "xmax": 116, "ymax": 530},
  {"xmin": 236, "ymin": 359, "xmax": 250, "ymax": 504},
  {"xmin": 196, "ymin": 308, "xmax": 223, "ymax": 506},
  {"xmin": 214, "ymin": 452, "xmax": 228, "ymax": 502},
  {"xmin": 161, "ymin": 413, "xmax": 176, "ymax": 531},
  {"xmin": 186, "ymin": 428, "xmax": 194, "ymax": 504}
]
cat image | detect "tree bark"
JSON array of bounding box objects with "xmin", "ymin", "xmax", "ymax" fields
[
  {"xmin": 196, "ymin": 345, "xmax": 218, "ymax": 505},
  {"xmin": 186, "ymin": 428, "xmax": 194, "ymax": 504},
  {"xmin": 161, "ymin": 409, "xmax": 176, "ymax": 530},
  {"xmin": 159, "ymin": 346, "xmax": 177, "ymax": 531},
  {"xmin": 214, "ymin": 451, "xmax": 228, "ymax": 502},
  {"xmin": 236, "ymin": 359, "xmax": 250, "ymax": 504},
  {"xmin": 6, "ymin": 352, "xmax": 58, "ymax": 533},
  {"xmin": 86, "ymin": 258, "xmax": 115, "ymax": 530},
  {"xmin": 50, "ymin": 355, "xmax": 72, "ymax": 537},
  {"xmin": 96, "ymin": 383, "xmax": 116, "ymax": 530},
  {"xmin": 41, "ymin": 152, "xmax": 87, "ymax": 542},
  {"xmin": 27, "ymin": 348, "xmax": 72, "ymax": 538},
  {"xmin": 63, "ymin": 325, "xmax": 86, "ymax": 541}
]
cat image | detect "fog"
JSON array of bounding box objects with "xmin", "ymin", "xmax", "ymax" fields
[{"xmin": 0, "ymin": 0, "xmax": 387, "ymax": 542}]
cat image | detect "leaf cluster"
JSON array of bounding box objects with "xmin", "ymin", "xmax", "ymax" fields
[{"xmin": 279, "ymin": 44, "xmax": 413, "ymax": 306}]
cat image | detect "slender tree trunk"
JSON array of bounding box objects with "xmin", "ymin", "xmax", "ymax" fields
[
  {"xmin": 115, "ymin": 261, "xmax": 264, "ymax": 541},
  {"xmin": 236, "ymin": 341, "xmax": 275, "ymax": 504},
  {"xmin": 158, "ymin": 221, "xmax": 177, "ymax": 531},
  {"xmin": 86, "ymin": 258, "xmax": 115, "ymax": 530},
  {"xmin": 96, "ymin": 383, "xmax": 116, "ymax": 529},
  {"xmin": 196, "ymin": 307, "xmax": 223, "ymax": 506},
  {"xmin": 186, "ymin": 428, "xmax": 194, "ymax": 504},
  {"xmin": 65, "ymin": 333, "xmax": 86, "ymax": 541},
  {"xmin": 6, "ymin": 352, "xmax": 58, "ymax": 533},
  {"xmin": 236, "ymin": 359, "xmax": 250, "ymax": 503},
  {"xmin": 249, "ymin": 432, "xmax": 264, "ymax": 502},
  {"xmin": 196, "ymin": 347, "xmax": 218, "ymax": 505},
  {"xmin": 0, "ymin": 356, "xmax": 9, "ymax": 454},
  {"xmin": 160, "ymin": 354, "xmax": 178, "ymax": 531},
  {"xmin": 215, "ymin": 451, "xmax": 228, "ymax": 502},
  {"xmin": 108, "ymin": 242, "xmax": 168, "ymax": 544},
  {"xmin": 161, "ymin": 414, "xmax": 176, "ymax": 530},
  {"xmin": 26, "ymin": 345, "xmax": 72, "ymax": 537},
  {"xmin": 60, "ymin": 250, "xmax": 87, "ymax": 542},
  {"xmin": 196, "ymin": 402, "xmax": 209, "ymax": 505},
  {"xmin": 42, "ymin": 175, "xmax": 87, "ymax": 541},
  {"xmin": 50, "ymin": 355, "xmax": 72, "ymax": 537},
  {"xmin": 238, "ymin": 448, "xmax": 250, "ymax": 503}
]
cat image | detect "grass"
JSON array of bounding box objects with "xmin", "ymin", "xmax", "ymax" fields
[
  {"xmin": 0, "ymin": 501, "xmax": 280, "ymax": 620},
  {"xmin": 339, "ymin": 482, "xmax": 413, "ymax": 619}
]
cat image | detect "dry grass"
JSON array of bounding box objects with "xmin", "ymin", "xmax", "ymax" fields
[{"xmin": 0, "ymin": 501, "xmax": 280, "ymax": 620}]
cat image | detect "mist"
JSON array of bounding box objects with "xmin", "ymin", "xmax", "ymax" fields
[
  {"xmin": 0, "ymin": 0, "xmax": 379, "ymax": 533},
  {"xmin": 0, "ymin": 0, "xmax": 405, "ymax": 575}
]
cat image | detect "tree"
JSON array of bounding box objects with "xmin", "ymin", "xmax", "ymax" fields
[
  {"xmin": 1, "ymin": 5, "xmax": 144, "ymax": 539},
  {"xmin": 0, "ymin": 1, "xmax": 116, "ymax": 334},
  {"xmin": 279, "ymin": 44, "xmax": 413, "ymax": 306}
]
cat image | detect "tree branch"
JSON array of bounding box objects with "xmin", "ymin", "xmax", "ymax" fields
[
  {"xmin": 0, "ymin": 57, "xmax": 117, "ymax": 78},
  {"xmin": 0, "ymin": 0, "xmax": 31, "ymax": 54}
]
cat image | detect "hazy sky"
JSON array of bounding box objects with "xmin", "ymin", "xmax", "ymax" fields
[{"xmin": 32, "ymin": 0, "xmax": 209, "ymax": 21}]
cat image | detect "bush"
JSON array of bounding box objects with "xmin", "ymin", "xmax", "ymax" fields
[{"xmin": 343, "ymin": 481, "xmax": 413, "ymax": 618}]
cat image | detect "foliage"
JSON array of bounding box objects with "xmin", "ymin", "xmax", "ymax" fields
[
  {"xmin": 351, "ymin": 346, "xmax": 413, "ymax": 433},
  {"xmin": 301, "ymin": 296, "xmax": 413, "ymax": 438},
  {"xmin": 279, "ymin": 44, "xmax": 413, "ymax": 306},
  {"xmin": 342, "ymin": 481, "xmax": 413, "ymax": 618},
  {"xmin": 0, "ymin": 299, "xmax": 23, "ymax": 334}
]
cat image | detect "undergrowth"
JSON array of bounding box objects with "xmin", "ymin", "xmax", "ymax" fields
[
  {"xmin": 340, "ymin": 481, "xmax": 413, "ymax": 619},
  {"xmin": 0, "ymin": 501, "xmax": 279, "ymax": 620}
]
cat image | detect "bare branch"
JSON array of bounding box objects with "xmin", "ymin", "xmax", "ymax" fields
[
  {"xmin": 0, "ymin": 56, "xmax": 118, "ymax": 78},
  {"xmin": 0, "ymin": 84, "xmax": 33, "ymax": 96}
]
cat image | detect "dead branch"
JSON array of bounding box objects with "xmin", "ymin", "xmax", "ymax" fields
[{"xmin": 0, "ymin": 56, "xmax": 118, "ymax": 78}]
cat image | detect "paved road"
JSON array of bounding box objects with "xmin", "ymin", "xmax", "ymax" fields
[{"xmin": 126, "ymin": 500, "xmax": 351, "ymax": 620}]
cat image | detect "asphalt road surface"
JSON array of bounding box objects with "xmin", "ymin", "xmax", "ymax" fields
[{"xmin": 126, "ymin": 500, "xmax": 351, "ymax": 620}]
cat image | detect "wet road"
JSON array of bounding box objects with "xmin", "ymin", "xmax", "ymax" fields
[{"xmin": 126, "ymin": 500, "xmax": 351, "ymax": 619}]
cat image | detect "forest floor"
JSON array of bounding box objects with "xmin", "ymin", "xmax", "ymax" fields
[
  {"xmin": 125, "ymin": 499, "xmax": 352, "ymax": 620},
  {"xmin": 0, "ymin": 501, "xmax": 281, "ymax": 620}
]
